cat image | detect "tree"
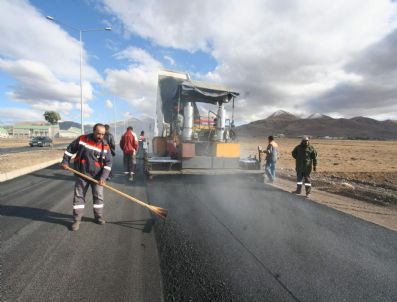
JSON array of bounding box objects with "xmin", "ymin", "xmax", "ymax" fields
[{"xmin": 44, "ymin": 111, "xmax": 61, "ymax": 125}]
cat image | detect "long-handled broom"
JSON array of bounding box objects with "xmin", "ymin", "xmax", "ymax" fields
[{"xmin": 64, "ymin": 166, "xmax": 167, "ymax": 219}]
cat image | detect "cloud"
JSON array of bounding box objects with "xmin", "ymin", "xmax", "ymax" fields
[
  {"xmin": 0, "ymin": 107, "xmax": 44, "ymax": 123},
  {"xmin": 307, "ymin": 28, "xmax": 397, "ymax": 118},
  {"xmin": 164, "ymin": 55, "xmax": 175, "ymax": 66},
  {"xmin": 0, "ymin": 0, "xmax": 101, "ymax": 82},
  {"xmin": 102, "ymin": 0, "xmax": 216, "ymax": 51},
  {"xmin": 1, "ymin": 59, "xmax": 84, "ymax": 101},
  {"xmin": 105, "ymin": 99, "xmax": 114, "ymax": 108},
  {"xmin": 0, "ymin": 59, "xmax": 94, "ymax": 117},
  {"xmin": 0, "ymin": 0, "xmax": 102, "ymax": 122},
  {"xmin": 104, "ymin": 47, "xmax": 162, "ymax": 116},
  {"xmin": 114, "ymin": 46, "xmax": 162, "ymax": 69},
  {"xmin": 103, "ymin": 0, "xmax": 397, "ymax": 120}
]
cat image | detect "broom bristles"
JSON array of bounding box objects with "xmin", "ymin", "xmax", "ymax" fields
[{"xmin": 149, "ymin": 205, "xmax": 168, "ymax": 219}]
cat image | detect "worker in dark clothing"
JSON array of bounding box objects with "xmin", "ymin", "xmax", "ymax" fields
[
  {"xmin": 104, "ymin": 124, "xmax": 116, "ymax": 156},
  {"xmin": 61, "ymin": 123, "xmax": 112, "ymax": 231},
  {"xmin": 104, "ymin": 124, "xmax": 116, "ymax": 178},
  {"xmin": 291, "ymin": 136, "xmax": 318, "ymax": 198}
]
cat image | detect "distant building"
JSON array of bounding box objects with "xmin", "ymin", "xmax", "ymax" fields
[
  {"xmin": 0, "ymin": 127, "xmax": 9, "ymax": 138},
  {"xmin": 12, "ymin": 124, "xmax": 59, "ymax": 138}
]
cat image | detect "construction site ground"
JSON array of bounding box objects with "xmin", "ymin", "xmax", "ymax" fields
[{"xmin": 1, "ymin": 137, "xmax": 397, "ymax": 232}]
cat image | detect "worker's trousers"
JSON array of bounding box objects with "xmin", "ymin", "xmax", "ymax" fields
[
  {"xmin": 123, "ymin": 151, "xmax": 136, "ymax": 175},
  {"xmin": 296, "ymin": 172, "xmax": 311, "ymax": 194},
  {"xmin": 73, "ymin": 177, "xmax": 104, "ymax": 221},
  {"xmin": 265, "ymin": 161, "xmax": 276, "ymax": 181}
]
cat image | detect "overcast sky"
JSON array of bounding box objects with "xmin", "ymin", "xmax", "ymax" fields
[{"xmin": 0, "ymin": 0, "xmax": 396, "ymax": 125}]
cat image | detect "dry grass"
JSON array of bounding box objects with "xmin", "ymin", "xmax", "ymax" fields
[
  {"xmin": 0, "ymin": 149, "xmax": 64, "ymax": 173},
  {"xmin": 0, "ymin": 137, "xmax": 72, "ymax": 174},
  {"xmin": 239, "ymin": 137, "xmax": 397, "ymax": 185}
]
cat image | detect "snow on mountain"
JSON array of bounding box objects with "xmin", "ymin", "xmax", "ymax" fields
[{"xmin": 267, "ymin": 110, "xmax": 298, "ymax": 120}]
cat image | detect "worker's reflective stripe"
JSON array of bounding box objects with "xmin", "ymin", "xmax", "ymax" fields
[
  {"xmin": 297, "ymin": 182, "xmax": 303, "ymax": 185},
  {"xmin": 78, "ymin": 141, "xmax": 108, "ymax": 153},
  {"xmin": 304, "ymin": 183, "xmax": 312, "ymax": 187},
  {"xmin": 64, "ymin": 151, "xmax": 74, "ymax": 157},
  {"xmin": 73, "ymin": 205, "xmax": 85, "ymax": 209},
  {"xmin": 104, "ymin": 166, "xmax": 111, "ymax": 171},
  {"xmin": 93, "ymin": 204, "xmax": 104, "ymax": 208}
]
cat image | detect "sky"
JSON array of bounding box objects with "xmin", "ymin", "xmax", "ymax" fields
[{"xmin": 1, "ymin": 0, "xmax": 397, "ymax": 126}]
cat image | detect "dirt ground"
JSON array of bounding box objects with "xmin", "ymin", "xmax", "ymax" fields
[
  {"xmin": 239, "ymin": 137, "xmax": 397, "ymax": 231},
  {"xmin": 0, "ymin": 137, "xmax": 71, "ymax": 173},
  {"xmin": 0, "ymin": 149, "xmax": 64, "ymax": 173},
  {"xmin": 1, "ymin": 137, "xmax": 397, "ymax": 231},
  {"xmin": 240, "ymin": 137, "xmax": 397, "ymax": 204}
]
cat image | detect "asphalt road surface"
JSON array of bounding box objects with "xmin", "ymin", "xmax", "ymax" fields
[
  {"xmin": 1, "ymin": 153, "xmax": 397, "ymax": 301},
  {"xmin": 1, "ymin": 155, "xmax": 162, "ymax": 302},
  {"xmin": 148, "ymin": 175, "xmax": 397, "ymax": 301}
]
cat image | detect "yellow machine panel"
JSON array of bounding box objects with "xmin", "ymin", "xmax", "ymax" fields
[{"xmin": 215, "ymin": 143, "xmax": 240, "ymax": 158}]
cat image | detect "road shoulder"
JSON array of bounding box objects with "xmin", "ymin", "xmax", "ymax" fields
[{"xmin": 270, "ymin": 178, "xmax": 397, "ymax": 232}]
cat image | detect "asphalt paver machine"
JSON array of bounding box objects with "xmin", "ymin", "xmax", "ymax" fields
[{"xmin": 146, "ymin": 69, "xmax": 261, "ymax": 177}]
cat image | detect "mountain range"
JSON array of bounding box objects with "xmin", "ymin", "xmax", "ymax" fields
[
  {"xmin": 236, "ymin": 110, "xmax": 397, "ymax": 140},
  {"xmin": 60, "ymin": 117, "xmax": 155, "ymax": 141}
]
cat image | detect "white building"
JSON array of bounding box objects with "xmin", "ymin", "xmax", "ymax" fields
[{"xmin": 12, "ymin": 124, "xmax": 59, "ymax": 138}]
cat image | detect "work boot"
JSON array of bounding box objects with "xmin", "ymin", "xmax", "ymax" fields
[
  {"xmin": 95, "ymin": 217, "xmax": 106, "ymax": 225},
  {"xmin": 305, "ymin": 186, "xmax": 311, "ymax": 195},
  {"xmin": 306, "ymin": 193, "xmax": 311, "ymax": 199},
  {"xmin": 292, "ymin": 185, "xmax": 302, "ymax": 194},
  {"xmin": 71, "ymin": 220, "xmax": 80, "ymax": 231}
]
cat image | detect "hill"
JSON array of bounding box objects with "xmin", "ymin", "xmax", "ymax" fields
[
  {"xmin": 59, "ymin": 121, "xmax": 81, "ymax": 130},
  {"xmin": 236, "ymin": 111, "xmax": 397, "ymax": 140},
  {"xmin": 61, "ymin": 117, "xmax": 155, "ymax": 141}
]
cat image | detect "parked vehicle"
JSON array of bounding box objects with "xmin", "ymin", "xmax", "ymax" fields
[{"xmin": 29, "ymin": 136, "xmax": 53, "ymax": 147}]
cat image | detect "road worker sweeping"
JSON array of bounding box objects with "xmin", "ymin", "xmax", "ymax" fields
[
  {"xmin": 61, "ymin": 123, "xmax": 112, "ymax": 231},
  {"xmin": 291, "ymin": 136, "xmax": 318, "ymax": 198}
]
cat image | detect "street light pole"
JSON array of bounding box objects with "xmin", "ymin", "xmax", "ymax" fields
[
  {"xmin": 46, "ymin": 16, "xmax": 111, "ymax": 135},
  {"xmin": 79, "ymin": 30, "xmax": 84, "ymax": 134},
  {"xmin": 113, "ymin": 99, "xmax": 117, "ymax": 140}
]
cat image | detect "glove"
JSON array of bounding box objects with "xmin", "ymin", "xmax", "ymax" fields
[{"xmin": 313, "ymin": 166, "xmax": 317, "ymax": 172}]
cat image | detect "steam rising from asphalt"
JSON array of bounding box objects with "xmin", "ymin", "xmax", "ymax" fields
[{"xmin": 149, "ymin": 174, "xmax": 294, "ymax": 301}]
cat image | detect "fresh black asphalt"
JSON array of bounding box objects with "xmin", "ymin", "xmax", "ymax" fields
[
  {"xmin": 1, "ymin": 152, "xmax": 397, "ymax": 301},
  {"xmin": 149, "ymin": 174, "xmax": 397, "ymax": 301},
  {"xmin": 1, "ymin": 155, "xmax": 162, "ymax": 302}
]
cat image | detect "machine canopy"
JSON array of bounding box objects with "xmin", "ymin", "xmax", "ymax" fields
[
  {"xmin": 180, "ymin": 80, "xmax": 239, "ymax": 105},
  {"xmin": 155, "ymin": 70, "xmax": 239, "ymax": 135}
]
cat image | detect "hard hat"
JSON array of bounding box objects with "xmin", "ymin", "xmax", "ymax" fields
[{"xmin": 302, "ymin": 136, "xmax": 309, "ymax": 141}]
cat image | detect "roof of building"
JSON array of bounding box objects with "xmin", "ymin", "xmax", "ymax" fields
[
  {"xmin": 0, "ymin": 127, "xmax": 9, "ymax": 134},
  {"xmin": 13, "ymin": 124, "xmax": 59, "ymax": 130}
]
